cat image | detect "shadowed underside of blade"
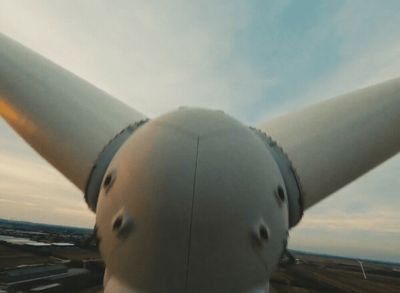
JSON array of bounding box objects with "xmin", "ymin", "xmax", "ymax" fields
[
  {"xmin": 259, "ymin": 78, "xmax": 400, "ymax": 209},
  {"xmin": 0, "ymin": 33, "xmax": 146, "ymax": 191}
]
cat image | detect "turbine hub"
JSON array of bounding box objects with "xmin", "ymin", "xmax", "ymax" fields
[{"xmin": 96, "ymin": 108, "xmax": 289, "ymax": 292}]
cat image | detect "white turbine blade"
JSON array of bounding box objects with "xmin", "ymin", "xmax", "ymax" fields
[
  {"xmin": 259, "ymin": 78, "xmax": 400, "ymax": 209},
  {"xmin": 0, "ymin": 33, "xmax": 146, "ymax": 191}
]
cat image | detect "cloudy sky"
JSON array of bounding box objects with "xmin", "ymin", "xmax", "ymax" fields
[{"xmin": 0, "ymin": 0, "xmax": 399, "ymax": 262}]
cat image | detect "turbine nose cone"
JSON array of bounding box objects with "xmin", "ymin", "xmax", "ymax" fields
[{"xmin": 96, "ymin": 108, "xmax": 289, "ymax": 292}]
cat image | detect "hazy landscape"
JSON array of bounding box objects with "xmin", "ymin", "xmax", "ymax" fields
[
  {"xmin": 0, "ymin": 218, "xmax": 399, "ymax": 292},
  {"xmin": 0, "ymin": 219, "xmax": 102, "ymax": 292}
]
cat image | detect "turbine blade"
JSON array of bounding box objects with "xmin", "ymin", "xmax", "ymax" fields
[
  {"xmin": 259, "ymin": 78, "xmax": 400, "ymax": 209},
  {"xmin": 0, "ymin": 33, "xmax": 146, "ymax": 191}
]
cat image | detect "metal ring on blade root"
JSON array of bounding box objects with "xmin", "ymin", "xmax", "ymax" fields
[
  {"xmin": 85, "ymin": 119, "xmax": 149, "ymax": 211},
  {"xmin": 250, "ymin": 127, "xmax": 304, "ymax": 228}
]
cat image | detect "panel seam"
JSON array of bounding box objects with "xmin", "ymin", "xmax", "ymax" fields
[{"xmin": 184, "ymin": 136, "xmax": 200, "ymax": 292}]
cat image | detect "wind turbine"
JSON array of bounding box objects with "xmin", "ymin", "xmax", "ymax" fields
[{"xmin": 0, "ymin": 33, "xmax": 399, "ymax": 292}]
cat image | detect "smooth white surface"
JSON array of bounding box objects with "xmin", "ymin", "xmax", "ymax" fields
[
  {"xmin": 0, "ymin": 33, "xmax": 146, "ymax": 190},
  {"xmin": 97, "ymin": 109, "xmax": 287, "ymax": 292},
  {"xmin": 260, "ymin": 78, "xmax": 400, "ymax": 208}
]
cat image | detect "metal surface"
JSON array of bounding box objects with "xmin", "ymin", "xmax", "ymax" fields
[
  {"xmin": 259, "ymin": 78, "xmax": 400, "ymax": 208},
  {"xmin": 96, "ymin": 108, "xmax": 288, "ymax": 292},
  {"xmin": 251, "ymin": 128, "xmax": 304, "ymax": 227},
  {"xmin": 85, "ymin": 119, "xmax": 148, "ymax": 211},
  {"xmin": 0, "ymin": 33, "xmax": 146, "ymax": 190}
]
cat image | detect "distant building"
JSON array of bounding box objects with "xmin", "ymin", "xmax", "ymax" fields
[
  {"xmin": 30, "ymin": 283, "xmax": 62, "ymax": 292},
  {"xmin": 0, "ymin": 264, "xmax": 67, "ymax": 283}
]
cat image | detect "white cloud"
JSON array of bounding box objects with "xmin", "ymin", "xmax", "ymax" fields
[
  {"xmin": 289, "ymin": 155, "xmax": 400, "ymax": 260},
  {"xmin": 0, "ymin": 0, "xmax": 275, "ymax": 120},
  {"xmin": 0, "ymin": 120, "xmax": 94, "ymax": 227},
  {"xmin": 301, "ymin": 1, "xmax": 400, "ymax": 105}
]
